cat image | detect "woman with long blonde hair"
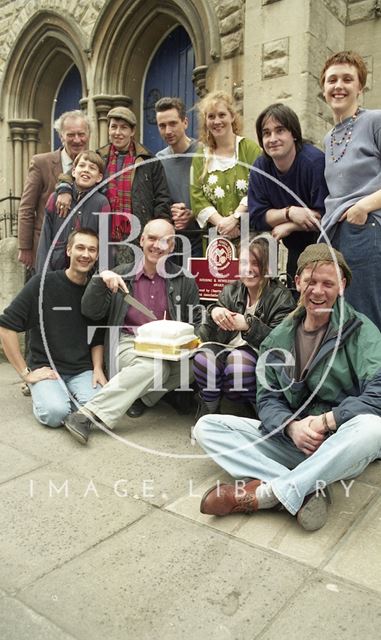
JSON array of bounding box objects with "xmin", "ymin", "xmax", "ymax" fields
[{"xmin": 190, "ymin": 91, "xmax": 261, "ymax": 244}]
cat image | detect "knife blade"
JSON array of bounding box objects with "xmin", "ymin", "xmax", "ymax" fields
[{"xmin": 123, "ymin": 292, "xmax": 157, "ymax": 321}]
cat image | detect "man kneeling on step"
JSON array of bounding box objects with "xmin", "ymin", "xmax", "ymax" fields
[{"xmin": 194, "ymin": 243, "xmax": 381, "ymax": 531}]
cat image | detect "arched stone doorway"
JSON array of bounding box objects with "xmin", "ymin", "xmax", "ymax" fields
[
  {"xmin": 2, "ymin": 11, "xmax": 87, "ymax": 195},
  {"xmin": 143, "ymin": 25, "xmax": 197, "ymax": 153},
  {"xmin": 92, "ymin": 0, "xmax": 219, "ymax": 145}
]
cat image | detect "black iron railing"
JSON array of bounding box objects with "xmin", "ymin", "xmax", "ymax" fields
[{"xmin": 0, "ymin": 191, "xmax": 20, "ymax": 239}]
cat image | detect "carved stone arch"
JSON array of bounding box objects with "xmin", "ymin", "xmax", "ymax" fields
[
  {"xmin": 90, "ymin": 0, "xmax": 220, "ymax": 139},
  {"xmin": 2, "ymin": 10, "xmax": 89, "ymax": 193},
  {"xmin": 2, "ymin": 11, "xmax": 88, "ymax": 138}
]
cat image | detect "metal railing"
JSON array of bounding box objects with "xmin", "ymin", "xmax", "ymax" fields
[{"xmin": 0, "ymin": 192, "xmax": 20, "ymax": 240}]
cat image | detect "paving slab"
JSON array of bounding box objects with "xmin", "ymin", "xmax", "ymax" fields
[
  {"xmin": 0, "ymin": 443, "xmax": 45, "ymax": 484},
  {"xmin": 58, "ymin": 421, "xmax": 215, "ymax": 507},
  {"xmin": 0, "ymin": 383, "xmax": 92, "ymax": 464},
  {"xmin": 0, "ymin": 418, "xmax": 93, "ymax": 465},
  {"xmin": 0, "ymin": 372, "xmax": 195, "ymax": 466},
  {"xmin": 0, "ymin": 363, "xmax": 32, "ymax": 420},
  {"xmin": 1, "ymin": 359, "xmax": 381, "ymax": 639},
  {"xmin": 324, "ymin": 493, "xmax": 381, "ymax": 592},
  {"xmin": 19, "ymin": 510, "xmax": 311, "ymax": 640},
  {"xmin": 354, "ymin": 459, "xmax": 381, "ymax": 487},
  {"xmin": 0, "ymin": 467, "xmax": 151, "ymax": 591},
  {"xmin": 258, "ymin": 576, "xmax": 381, "ymax": 640},
  {"xmin": 166, "ymin": 477, "xmax": 377, "ymax": 567},
  {"xmin": 92, "ymin": 401, "xmax": 199, "ymax": 459},
  {"xmin": 0, "ymin": 596, "xmax": 78, "ymax": 640}
]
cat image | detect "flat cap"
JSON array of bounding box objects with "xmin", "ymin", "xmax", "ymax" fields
[
  {"xmin": 296, "ymin": 243, "xmax": 352, "ymax": 284},
  {"xmin": 107, "ymin": 106, "xmax": 136, "ymax": 127}
]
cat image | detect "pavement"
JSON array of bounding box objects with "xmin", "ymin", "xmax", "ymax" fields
[{"xmin": 1, "ymin": 359, "xmax": 381, "ymax": 640}]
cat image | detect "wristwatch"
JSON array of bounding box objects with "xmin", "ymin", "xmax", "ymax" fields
[
  {"xmin": 233, "ymin": 211, "xmax": 241, "ymax": 221},
  {"xmin": 20, "ymin": 367, "xmax": 31, "ymax": 379}
]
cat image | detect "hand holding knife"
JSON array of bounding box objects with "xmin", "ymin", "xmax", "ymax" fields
[{"xmin": 99, "ymin": 270, "xmax": 157, "ymax": 321}]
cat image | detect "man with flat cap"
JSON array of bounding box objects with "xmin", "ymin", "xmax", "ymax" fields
[
  {"xmin": 57, "ymin": 106, "xmax": 171, "ymax": 266},
  {"xmin": 194, "ymin": 243, "xmax": 381, "ymax": 531}
]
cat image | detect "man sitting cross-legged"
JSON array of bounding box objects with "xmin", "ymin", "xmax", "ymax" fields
[
  {"xmin": 194, "ymin": 243, "xmax": 381, "ymax": 531},
  {"xmin": 0, "ymin": 229, "xmax": 106, "ymax": 429},
  {"xmin": 64, "ymin": 218, "xmax": 202, "ymax": 444}
]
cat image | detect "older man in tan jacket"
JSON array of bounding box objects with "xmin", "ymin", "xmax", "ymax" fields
[{"xmin": 17, "ymin": 110, "xmax": 90, "ymax": 269}]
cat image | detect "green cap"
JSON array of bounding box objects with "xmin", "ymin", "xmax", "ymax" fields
[{"xmin": 296, "ymin": 243, "xmax": 352, "ymax": 284}]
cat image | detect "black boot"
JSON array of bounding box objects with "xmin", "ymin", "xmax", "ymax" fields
[
  {"xmin": 163, "ymin": 390, "xmax": 194, "ymax": 415},
  {"xmin": 194, "ymin": 393, "xmax": 221, "ymax": 421},
  {"xmin": 127, "ymin": 399, "xmax": 146, "ymax": 418}
]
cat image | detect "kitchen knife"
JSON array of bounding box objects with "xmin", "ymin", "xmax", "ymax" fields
[{"xmin": 123, "ymin": 292, "xmax": 157, "ymax": 321}]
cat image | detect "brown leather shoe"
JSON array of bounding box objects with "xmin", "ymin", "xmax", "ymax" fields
[{"xmin": 200, "ymin": 479, "xmax": 262, "ymax": 516}]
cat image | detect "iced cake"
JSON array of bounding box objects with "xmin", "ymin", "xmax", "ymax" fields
[{"xmin": 134, "ymin": 320, "xmax": 199, "ymax": 356}]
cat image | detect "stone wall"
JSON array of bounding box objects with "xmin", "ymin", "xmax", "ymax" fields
[
  {"xmin": 244, "ymin": 0, "xmax": 313, "ymax": 142},
  {"xmin": 213, "ymin": 0, "xmax": 245, "ymax": 59},
  {"xmin": 243, "ymin": 0, "xmax": 381, "ymax": 147},
  {"xmin": 0, "ymin": 237, "xmax": 24, "ymax": 314},
  {"xmin": 0, "ymin": 0, "xmax": 106, "ymax": 80},
  {"xmin": 1, "ymin": 0, "xmax": 381, "ymax": 308},
  {"xmin": 205, "ymin": 0, "xmax": 245, "ymax": 102}
]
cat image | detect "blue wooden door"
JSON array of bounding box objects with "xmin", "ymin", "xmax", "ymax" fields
[
  {"xmin": 53, "ymin": 65, "xmax": 82, "ymax": 149},
  {"xmin": 143, "ymin": 26, "xmax": 197, "ymax": 154}
]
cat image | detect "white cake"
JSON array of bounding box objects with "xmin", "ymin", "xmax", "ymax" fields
[{"xmin": 134, "ymin": 320, "xmax": 199, "ymax": 356}]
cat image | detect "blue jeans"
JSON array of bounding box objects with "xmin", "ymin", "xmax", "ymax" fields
[
  {"xmin": 194, "ymin": 413, "xmax": 381, "ymax": 514},
  {"xmin": 331, "ymin": 216, "xmax": 381, "ymax": 330},
  {"xmin": 30, "ymin": 370, "xmax": 101, "ymax": 428}
]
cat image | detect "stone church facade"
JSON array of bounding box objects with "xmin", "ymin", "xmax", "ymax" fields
[
  {"xmin": 1, "ymin": 0, "xmax": 381, "ymax": 200},
  {"xmin": 0, "ymin": 0, "xmax": 380, "ymax": 306}
]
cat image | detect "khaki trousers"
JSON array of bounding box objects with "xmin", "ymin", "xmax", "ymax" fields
[{"xmin": 86, "ymin": 334, "xmax": 193, "ymax": 429}]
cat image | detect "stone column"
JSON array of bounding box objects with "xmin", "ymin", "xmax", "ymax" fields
[
  {"xmin": 24, "ymin": 121, "xmax": 42, "ymax": 176},
  {"xmin": 93, "ymin": 96, "xmax": 113, "ymax": 147},
  {"xmin": 192, "ymin": 66, "xmax": 208, "ymax": 97},
  {"xmin": 8, "ymin": 123, "xmax": 24, "ymax": 197},
  {"xmin": 8, "ymin": 119, "xmax": 42, "ymax": 196}
]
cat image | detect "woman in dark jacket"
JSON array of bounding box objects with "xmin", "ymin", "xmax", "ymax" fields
[{"xmin": 193, "ymin": 237, "xmax": 295, "ymax": 416}]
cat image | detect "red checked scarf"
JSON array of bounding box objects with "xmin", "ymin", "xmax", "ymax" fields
[{"xmin": 106, "ymin": 143, "xmax": 135, "ymax": 241}]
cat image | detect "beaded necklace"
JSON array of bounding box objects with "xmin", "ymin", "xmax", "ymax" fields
[{"xmin": 329, "ymin": 108, "xmax": 360, "ymax": 163}]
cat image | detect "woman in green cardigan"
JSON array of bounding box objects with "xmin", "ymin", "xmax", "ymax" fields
[{"xmin": 190, "ymin": 91, "xmax": 261, "ymax": 246}]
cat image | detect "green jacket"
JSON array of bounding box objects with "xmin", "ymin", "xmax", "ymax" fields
[{"xmin": 257, "ymin": 299, "xmax": 381, "ymax": 441}]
